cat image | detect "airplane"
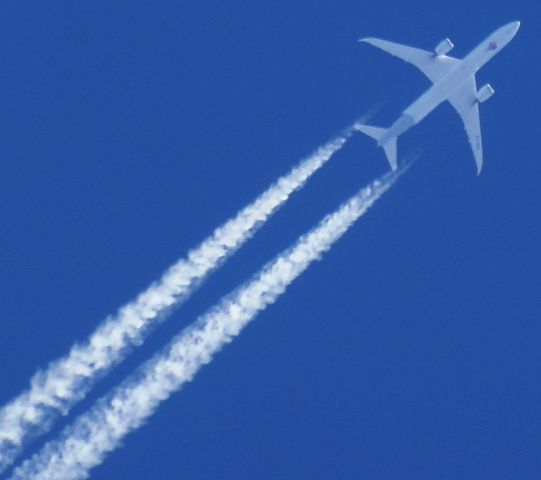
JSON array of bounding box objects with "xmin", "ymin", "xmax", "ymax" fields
[{"xmin": 355, "ymin": 21, "xmax": 520, "ymax": 174}]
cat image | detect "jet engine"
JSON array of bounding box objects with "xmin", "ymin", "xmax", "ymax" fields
[
  {"xmin": 434, "ymin": 38, "xmax": 454, "ymax": 56},
  {"xmin": 477, "ymin": 84, "xmax": 495, "ymax": 103}
]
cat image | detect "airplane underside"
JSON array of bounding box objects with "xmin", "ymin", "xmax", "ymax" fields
[{"xmin": 356, "ymin": 21, "xmax": 520, "ymax": 174}]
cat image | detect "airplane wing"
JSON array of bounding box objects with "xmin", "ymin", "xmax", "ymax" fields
[
  {"xmin": 360, "ymin": 37, "xmax": 460, "ymax": 83},
  {"xmin": 447, "ymin": 76, "xmax": 483, "ymax": 174}
]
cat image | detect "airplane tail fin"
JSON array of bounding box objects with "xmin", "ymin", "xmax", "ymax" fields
[{"xmin": 354, "ymin": 124, "xmax": 398, "ymax": 171}]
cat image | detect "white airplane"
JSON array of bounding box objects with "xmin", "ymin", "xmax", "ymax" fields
[{"xmin": 356, "ymin": 21, "xmax": 520, "ymax": 174}]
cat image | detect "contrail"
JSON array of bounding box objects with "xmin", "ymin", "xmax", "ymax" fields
[
  {"xmin": 9, "ymin": 166, "xmax": 405, "ymax": 480},
  {"xmin": 0, "ymin": 133, "xmax": 349, "ymax": 473}
]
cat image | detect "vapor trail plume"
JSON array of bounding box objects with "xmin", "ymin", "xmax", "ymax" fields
[
  {"xmin": 10, "ymin": 167, "xmax": 404, "ymax": 480},
  {"xmin": 0, "ymin": 133, "xmax": 348, "ymax": 473}
]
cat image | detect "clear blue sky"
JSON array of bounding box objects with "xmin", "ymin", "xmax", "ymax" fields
[{"xmin": 1, "ymin": 1, "xmax": 539, "ymax": 479}]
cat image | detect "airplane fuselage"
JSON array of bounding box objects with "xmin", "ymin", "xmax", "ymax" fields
[{"xmin": 377, "ymin": 22, "xmax": 520, "ymax": 147}]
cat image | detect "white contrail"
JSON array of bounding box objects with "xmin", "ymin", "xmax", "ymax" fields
[
  {"xmin": 0, "ymin": 133, "xmax": 349, "ymax": 473},
  {"xmin": 10, "ymin": 166, "xmax": 405, "ymax": 480}
]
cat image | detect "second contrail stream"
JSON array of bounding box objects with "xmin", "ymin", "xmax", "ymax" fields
[
  {"xmin": 10, "ymin": 166, "xmax": 405, "ymax": 480},
  {"xmin": 0, "ymin": 133, "xmax": 348, "ymax": 473}
]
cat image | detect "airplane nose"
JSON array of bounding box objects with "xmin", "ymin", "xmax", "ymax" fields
[{"xmin": 509, "ymin": 21, "xmax": 521, "ymax": 35}]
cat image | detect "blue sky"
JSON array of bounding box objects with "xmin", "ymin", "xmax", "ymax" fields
[{"xmin": 0, "ymin": 1, "xmax": 539, "ymax": 479}]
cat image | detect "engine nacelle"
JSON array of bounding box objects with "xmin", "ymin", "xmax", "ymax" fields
[
  {"xmin": 434, "ymin": 38, "xmax": 454, "ymax": 56},
  {"xmin": 477, "ymin": 84, "xmax": 495, "ymax": 103}
]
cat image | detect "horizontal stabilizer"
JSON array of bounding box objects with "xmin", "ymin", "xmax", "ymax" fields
[
  {"xmin": 354, "ymin": 124, "xmax": 386, "ymax": 141},
  {"xmin": 354, "ymin": 124, "xmax": 398, "ymax": 171},
  {"xmin": 382, "ymin": 138, "xmax": 397, "ymax": 171}
]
